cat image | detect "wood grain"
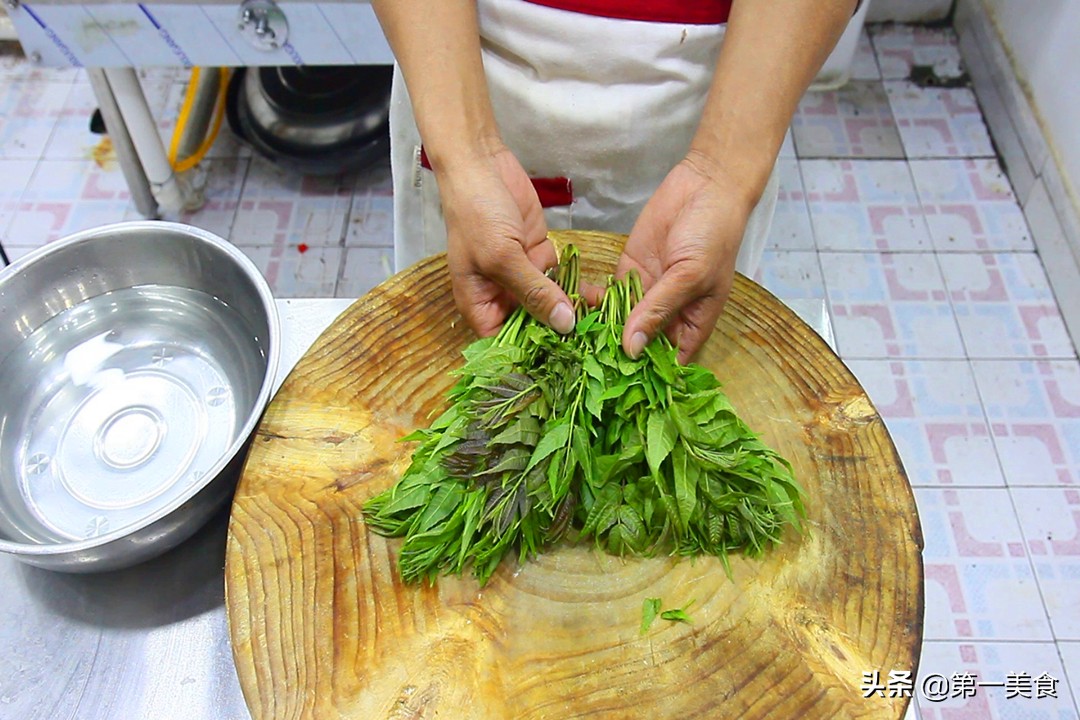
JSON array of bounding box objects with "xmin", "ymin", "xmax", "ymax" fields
[{"xmin": 225, "ymin": 231, "xmax": 923, "ymax": 720}]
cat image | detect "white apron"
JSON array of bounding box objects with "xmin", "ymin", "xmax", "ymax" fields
[{"xmin": 389, "ymin": 0, "xmax": 779, "ymax": 275}]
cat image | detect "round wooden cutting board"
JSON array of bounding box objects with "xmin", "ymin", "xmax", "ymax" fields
[{"xmin": 225, "ymin": 231, "xmax": 923, "ymax": 720}]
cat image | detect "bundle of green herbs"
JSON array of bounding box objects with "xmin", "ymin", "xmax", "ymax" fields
[{"xmin": 363, "ymin": 245, "xmax": 805, "ymax": 584}]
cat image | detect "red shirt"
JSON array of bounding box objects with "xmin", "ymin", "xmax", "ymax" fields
[{"xmin": 522, "ymin": 0, "xmax": 732, "ymax": 25}]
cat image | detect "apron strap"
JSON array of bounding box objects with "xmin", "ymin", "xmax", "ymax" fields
[{"xmin": 419, "ymin": 146, "xmax": 574, "ymax": 208}]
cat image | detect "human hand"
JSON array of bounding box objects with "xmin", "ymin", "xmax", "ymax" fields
[
  {"xmin": 438, "ymin": 146, "xmax": 576, "ymax": 337},
  {"xmin": 616, "ymin": 151, "xmax": 756, "ymax": 364}
]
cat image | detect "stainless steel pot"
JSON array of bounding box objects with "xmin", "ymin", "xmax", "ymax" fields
[
  {"xmin": 0, "ymin": 222, "xmax": 280, "ymax": 572},
  {"xmin": 228, "ymin": 65, "xmax": 393, "ymax": 176}
]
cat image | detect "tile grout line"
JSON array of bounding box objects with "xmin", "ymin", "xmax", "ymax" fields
[
  {"xmin": 332, "ymin": 180, "xmax": 361, "ymax": 296},
  {"xmin": 962, "ymin": 352, "xmax": 1062, "ymax": 648}
]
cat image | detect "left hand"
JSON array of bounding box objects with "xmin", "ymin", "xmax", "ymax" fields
[{"xmin": 616, "ymin": 151, "xmax": 757, "ymax": 364}]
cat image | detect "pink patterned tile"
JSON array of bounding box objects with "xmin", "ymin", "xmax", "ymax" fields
[
  {"xmin": 850, "ymin": 29, "xmax": 881, "ymax": 81},
  {"xmin": 346, "ymin": 161, "xmax": 394, "ymax": 248},
  {"xmin": 791, "ymin": 80, "xmax": 905, "ymax": 159},
  {"xmin": 754, "ymin": 250, "xmax": 825, "ymax": 301},
  {"xmin": 886, "ymin": 81, "xmax": 995, "ymax": 159},
  {"xmin": 916, "ymin": 641, "xmax": 1076, "ymax": 719},
  {"xmin": 916, "ymin": 488, "xmax": 1051, "ymax": 641},
  {"xmin": 0, "ymin": 80, "xmax": 70, "ymax": 160},
  {"xmin": 1011, "ymin": 488, "xmax": 1080, "ymax": 640},
  {"xmin": 1062, "ymin": 642, "xmax": 1080, "ymax": 711},
  {"xmin": 6, "ymin": 159, "xmax": 132, "ymax": 246},
  {"xmin": 910, "ymin": 159, "xmax": 1033, "ymax": 252},
  {"xmin": 802, "ymin": 159, "xmax": 931, "ymax": 251},
  {"xmin": 940, "ymin": 254, "xmax": 1073, "ymax": 359},
  {"xmin": 846, "ymin": 360, "xmax": 1003, "ymax": 487},
  {"xmin": 337, "ymin": 247, "xmax": 394, "ymax": 298},
  {"xmin": 243, "ymin": 244, "xmax": 343, "ymax": 299},
  {"xmin": 972, "ymin": 360, "xmax": 1080, "ymax": 487},
  {"xmin": 766, "ymin": 158, "xmax": 814, "ymax": 250},
  {"xmin": 821, "ymin": 251, "xmax": 964, "ymax": 358},
  {"xmin": 230, "ymin": 157, "xmax": 353, "ymax": 248},
  {"xmin": 871, "ymin": 25, "xmax": 965, "ymax": 81}
]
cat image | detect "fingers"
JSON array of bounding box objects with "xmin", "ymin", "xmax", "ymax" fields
[
  {"xmin": 483, "ymin": 243, "xmax": 576, "ymax": 334},
  {"xmin": 671, "ymin": 296, "xmax": 726, "ymax": 364},
  {"xmin": 450, "ymin": 274, "xmax": 515, "ymax": 338},
  {"xmin": 622, "ymin": 265, "xmax": 702, "ymax": 358},
  {"xmin": 579, "ymin": 279, "xmax": 606, "ymax": 308}
]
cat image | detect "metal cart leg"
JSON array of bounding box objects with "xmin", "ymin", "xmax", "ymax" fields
[
  {"xmin": 103, "ymin": 67, "xmax": 191, "ymax": 214},
  {"xmin": 87, "ymin": 68, "xmax": 159, "ymax": 219}
]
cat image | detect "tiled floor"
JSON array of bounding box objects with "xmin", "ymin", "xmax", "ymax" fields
[{"xmin": 1, "ymin": 23, "xmax": 1079, "ymax": 720}]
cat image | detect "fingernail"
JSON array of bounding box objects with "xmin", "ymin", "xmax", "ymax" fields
[
  {"xmin": 628, "ymin": 331, "xmax": 648, "ymax": 359},
  {"xmin": 549, "ymin": 302, "xmax": 575, "ymax": 334}
]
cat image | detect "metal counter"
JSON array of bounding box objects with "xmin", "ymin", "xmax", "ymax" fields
[{"xmin": 0, "ymin": 297, "xmax": 831, "ymax": 720}]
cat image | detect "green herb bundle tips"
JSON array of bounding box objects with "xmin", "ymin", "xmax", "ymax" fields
[{"xmin": 363, "ymin": 245, "xmax": 805, "ymax": 585}]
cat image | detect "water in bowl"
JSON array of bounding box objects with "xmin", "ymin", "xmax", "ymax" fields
[{"xmin": 0, "ymin": 285, "xmax": 267, "ymax": 544}]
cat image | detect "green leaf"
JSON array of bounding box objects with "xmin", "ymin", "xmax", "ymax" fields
[
  {"xmin": 374, "ymin": 479, "xmax": 434, "ymax": 517},
  {"xmin": 399, "ymin": 427, "xmax": 434, "ymax": 443},
  {"xmin": 645, "ymin": 409, "xmax": 677, "ymax": 476},
  {"xmin": 582, "ymin": 354, "xmax": 605, "ymax": 383},
  {"xmin": 489, "ymin": 415, "xmax": 542, "ymax": 446},
  {"xmin": 656, "ymin": 608, "xmax": 691, "ymax": 626},
  {"xmin": 572, "ymin": 426, "xmax": 594, "ymax": 487},
  {"xmin": 455, "ymin": 491, "xmax": 483, "ymax": 572},
  {"xmin": 412, "ymin": 483, "xmax": 465, "ymax": 534},
  {"xmin": 460, "ymin": 336, "xmax": 496, "ymax": 363},
  {"xmin": 672, "ymin": 442, "xmax": 698, "ymax": 530},
  {"xmin": 475, "ymin": 446, "xmax": 530, "ymax": 478},
  {"xmin": 616, "ymin": 504, "xmax": 646, "ymax": 552},
  {"xmin": 585, "ymin": 377, "xmax": 604, "ymax": 420},
  {"xmin": 641, "ymin": 597, "xmax": 662, "ymax": 634},
  {"xmin": 668, "ymin": 401, "xmax": 710, "ymax": 445},
  {"xmin": 643, "ymin": 341, "xmax": 677, "ymax": 385},
  {"xmin": 525, "ymin": 420, "xmax": 571, "ymax": 474},
  {"xmin": 598, "ymin": 379, "xmax": 631, "ymax": 402},
  {"xmin": 575, "ymin": 311, "xmax": 600, "ymax": 335}
]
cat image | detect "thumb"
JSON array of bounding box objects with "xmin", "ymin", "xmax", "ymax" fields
[
  {"xmin": 488, "ymin": 248, "xmax": 576, "ymax": 334},
  {"xmin": 622, "ymin": 266, "xmax": 698, "ymax": 358}
]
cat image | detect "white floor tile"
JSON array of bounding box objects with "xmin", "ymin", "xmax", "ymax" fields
[
  {"xmin": 871, "ymin": 25, "xmax": 965, "ymax": 81},
  {"xmin": 916, "ymin": 488, "xmax": 1051, "ymax": 641},
  {"xmin": 916, "ymin": 641, "xmax": 1077, "ymax": 718},
  {"xmin": 910, "ymin": 159, "xmax": 1033, "ymax": 252},
  {"xmin": 243, "ymin": 244, "xmax": 343, "ymax": 299},
  {"xmin": 846, "ymin": 359, "xmax": 1004, "ymax": 487},
  {"xmin": 972, "ymin": 359, "xmax": 1080, "ymax": 487},
  {"xmin": 941, "ymin": 254, "xmax": 1074, "ymax": 359},
  {"xmin": 337, "ymin": 246, "xmax": 394, "ymax": 298},
  {"xmin": 1011, "ymin": 488, "xmax": 1080, "ymax": 640},
  {"xmin": 803, "ymin": 159, "xmax": 932, "ymax": 251},
  {"xmin": 766, "ymin": 158, "xmax": 814, "ymax": 250},
  {"xmin": 887, "ymin": 81, "xmax": 995, "ymax": 159},
  {"xmin": 1060, "ymin": 642, "xmax": 1080, "ymax": 712},
  {"xmin": 821, "ymin": 251, "xmax": 964, "ymax": 358}
]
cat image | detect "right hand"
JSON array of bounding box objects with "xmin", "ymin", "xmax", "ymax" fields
[{"xmin": 437, "ymin": 145, "xmax": 577, "ymax": 338}]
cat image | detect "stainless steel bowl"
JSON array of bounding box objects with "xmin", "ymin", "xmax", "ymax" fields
[{"xmin": 0, "ymin": 222, "xmax": 279, "ymax": 572}]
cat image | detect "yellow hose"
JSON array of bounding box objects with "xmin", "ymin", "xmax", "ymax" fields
[{"xmin": 168, "ymin": 67, "xmax": 230, "ymax": 173}]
